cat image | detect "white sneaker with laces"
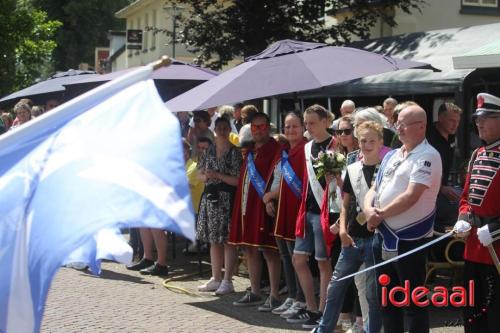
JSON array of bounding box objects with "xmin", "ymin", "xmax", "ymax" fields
[
  {"xmin": 272, "ymin": 297, "xmax": 294, "ymax": 314},
  {"xmin": 280, "ymin": 301, "xmax": 306, "ymax": 319},
  {"xmin": 197, "ymin": 277, "xmax": 221, "ymax": 292},
  {"xmin": 214, "ymin": 280, "xmax": 235, "ymax": 295}
]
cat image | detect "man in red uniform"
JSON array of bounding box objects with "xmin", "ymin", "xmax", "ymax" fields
[
  {"xmin": 454, "ymin": 93, "xmax": 500, "ymax": 333},
  {"xmin": 229, "ymin": 112, "xmax": 282, "ymax": 307}
]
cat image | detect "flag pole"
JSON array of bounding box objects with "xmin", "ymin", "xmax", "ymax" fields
[{"xmin": 152, "ymin": 55, "xmax": 172, "ymax": 71}]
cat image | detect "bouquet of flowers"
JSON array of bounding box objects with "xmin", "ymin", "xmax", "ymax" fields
[{"xmin": 312, "ymin": 150, "xmax": 346, "ymax": 180}]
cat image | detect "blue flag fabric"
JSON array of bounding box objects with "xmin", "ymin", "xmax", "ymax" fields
[{"xmin": 0, "ymin": 68, "xmax": 195, "ymax": 333}]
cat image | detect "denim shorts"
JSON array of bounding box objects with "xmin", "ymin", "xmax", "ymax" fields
[{"xmin": 294, "ymin": 212, "xmax": 329, "ymax": 261}]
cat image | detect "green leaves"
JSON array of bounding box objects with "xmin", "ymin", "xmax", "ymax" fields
[
  {"xmin": 167, "ymin": 0, "xmax": 424, "ymax": 70},
  {"xmin": 0, "ymin": 0, "xmax": 61, "ymax": 97}
]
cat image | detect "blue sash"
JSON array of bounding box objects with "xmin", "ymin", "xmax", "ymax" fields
[
  {"xmin": 247, "ymin": 152, "xmax": 266, "ymax": 199},
  {"xmin": 375, "ymin": 149, "xmax": 397, "ymax": 190},
  {"xmin": 374, "ymin": 149, "xmax": 435, "ymax": 252},
  {"xmin": 281, "ymin": 151, "xmax": 302, "ymax": 199},
  {"xmin": 377, "ymin": 208, "xmax": 436, "ymax": 252}
]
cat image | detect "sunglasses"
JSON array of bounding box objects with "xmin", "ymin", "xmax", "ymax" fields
[
  {"xmin": 335, "ymin": 128, "xmax": 353, "ymax": 136},
  {"xmin": 251, "ymin": 123, "xmax": 269, "ymax": 131},
  {"xmin": 193, "ymin": 118, "xmax": 204, "ymax": 123}
]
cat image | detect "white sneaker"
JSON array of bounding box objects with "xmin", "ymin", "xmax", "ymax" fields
[
  {"xmin": 280, "ymin": 301, "xmax": 306, "ymax": 319},
  {"xmin": 336, "ymin": 319, "xmax": 352, "ymax": 332},
  {"xmin": 197, "ymin": 277, "xmax": 221, "ymax": 292},
  {"xmin": 214, "ymin": 280, "xmax": 235, "ymax": 295},
  {"xmin": 272, "ymin": 297, "xmax": 295, "ymax": 314},
  {"xmin": 345, "ymin": 322, "xmax": 364, "ymax": 333}
]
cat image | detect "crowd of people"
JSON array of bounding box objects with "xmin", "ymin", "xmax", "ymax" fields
[
  {"xmin": 123, "ymin": 93, "xmax": 499, "ymax": 333},
  {"xmin": 0, "ymin": 98, "xmax": 60, "ymax": 134},
  {"xmin": 2, "ymin": 90, "xmax": 498, "ymax": 332}
]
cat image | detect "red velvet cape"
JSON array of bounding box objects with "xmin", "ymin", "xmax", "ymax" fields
[
  {"xmin": 274, "ymin": 139, "xmax": 307, "ymax": 240},
  {"xmin": 228, "ymin": 139, "xmax": 281, "ymax": 249}
]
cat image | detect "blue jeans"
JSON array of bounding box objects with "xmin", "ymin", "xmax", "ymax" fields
[
  {"xmin": 373, "ymin": 233, "xmax": 429, "ymax": 333},
  {"xmin": 316, "ymin": 236, "xmax": 383, "ymax": 333}
]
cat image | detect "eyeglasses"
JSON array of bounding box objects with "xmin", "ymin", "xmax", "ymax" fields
[
  {"xmin": 193, "ymin": 118, "xmax": 203, "ymax": 123},
  {"xmin": 251, "ymin": 123, "xmax": 269, "ymax": 131},
  {"xmin": 395, "ymin": 121, "xmax": 423, "ymax": 130},
  {"xmin": 335, "ymin": 128, "xmax": 353, "ymax": 136}
]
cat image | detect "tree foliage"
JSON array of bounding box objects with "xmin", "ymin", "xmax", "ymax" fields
[
  {"xmin": 167, "ymin": 0, "xmax": 425, "ymax": 70},
  {"xmin": 32, "ymin": 0, "xmax": 132, "ymax": 71},
  {"xmin": 0, "ymin": 0, "xmax": 61, "ymax": 97}
]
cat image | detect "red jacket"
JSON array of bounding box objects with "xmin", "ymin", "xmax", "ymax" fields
[{"xmin": 458, "ymin": 140, "xmax": 500, "ymax": 265}]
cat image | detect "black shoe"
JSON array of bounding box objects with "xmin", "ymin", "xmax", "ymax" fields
[
  {"xmin": 301, "ymin": 311, "xmax": 322, "ymax": 329},
  {"xmin": 126, "ymin": 258, "xmax": 154, "ymax": 271},
  {"xmin": 140, "ymin": 263, "xmax": 169, "ymax": 276},
  {"xmin": 286, "ymin": 308, "xmax": 310, "ymax": 324}
]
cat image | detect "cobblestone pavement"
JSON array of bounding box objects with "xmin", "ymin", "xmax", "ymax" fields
[{"xmin": 41, "ymin": 250, "xmax": 464, "ymax": 333}]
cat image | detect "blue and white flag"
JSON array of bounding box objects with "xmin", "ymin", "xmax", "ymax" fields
[{"xmin": 0, "ymin": 66, "xmax": 195, "ymax": 333}]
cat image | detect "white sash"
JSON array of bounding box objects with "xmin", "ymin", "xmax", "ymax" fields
[
  {"xmin": 305, "ymin": 141, "xmax": 324, "ymax": 207},
  {"xmin": 347, "ymin": 162, "xmax": 370, "ymax": 207}
]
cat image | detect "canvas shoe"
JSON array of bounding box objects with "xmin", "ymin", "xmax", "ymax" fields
[
  {"xmin": 336, "ymin": 318, "xmax": 352, "ymax": 332},
  {"xmin": 301, "ymin": 311, "xmax": 322, "ymax": 329},
  {"xmin": 280, "ymin": 301, "xmax": 306, "ymax": 319},
  {"xmin": 197, "ymin": 277, "xmax": 221, "ymax": 292},
  {"xmin": 232, "ymin": 291, "xmax": 263, "ymax": 307},
  {"xmin": 345, "ymin": 322, "xmax": 364, "ymax": 333},
  {"xmin": 257, "ymin": 296, "xmax": 281, "ymax": 312},
  {"xmin": 214, "ymin": 280, "xmax": 235, "ymax": 295},
  {"xmin": 126, "ymin": 258, "xmax": 154, "ymax": 271},
  {"xmin": 286, "ymin": 308, "xmax": 311, "ymax": 324},
  {"xmin": 272, "ymin": 297, "xmax": 295, "ymax": 315},
  {"xmin": 139, "ymin": 262, "xmax": 169, "ymax": 276}
]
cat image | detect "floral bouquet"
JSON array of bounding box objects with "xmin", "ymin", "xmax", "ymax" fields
[{"xmin": 312, "ymin": 150, "xmax": 346, "ymax": 180}]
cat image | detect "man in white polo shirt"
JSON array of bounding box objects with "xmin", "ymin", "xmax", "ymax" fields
[{"xmin": 364, "ymin": 104, "xmax": 442, "ymax": 333}]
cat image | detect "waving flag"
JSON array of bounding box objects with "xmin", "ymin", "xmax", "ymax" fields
[{"xmin": 0, "ymin": 65, "xmax": 195, "ymax": 333}]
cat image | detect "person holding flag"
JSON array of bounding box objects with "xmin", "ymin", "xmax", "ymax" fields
[
  {"xmin": 0, "ymin": 58, "xmax": 195, "ymax": 333},
  {"xmin": 229, "ymin": 112, "xmax": 282, "ymax": 309},
  {"xmin": 454, "ymin": 93, "xmax": 500, "ymax": 333}
]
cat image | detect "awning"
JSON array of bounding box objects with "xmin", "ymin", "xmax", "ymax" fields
[
  {"xmin": 291, "ymin": 22, "xmax": 500, "ymax": 98},
  {"xmin": 453, "ymin": 39, "xmax": 500, "ymax": 69}
]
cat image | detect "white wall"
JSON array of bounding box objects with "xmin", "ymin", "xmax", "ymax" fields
[{"xmin": 381, "ymin": 0, "xmax": 500, "ymax": 37}]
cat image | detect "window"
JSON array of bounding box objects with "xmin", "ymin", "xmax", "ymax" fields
[
  {"xmin": 461, "ymin": 0, "xmax": 500, "ymax": 15},
  {"xmin": 462, "ymin": 0, "xmax": 498, "ymax": 7}
]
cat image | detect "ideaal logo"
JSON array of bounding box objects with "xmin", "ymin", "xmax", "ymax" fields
[{"xmin": 378, "ymin": 274, "xmax": 474, "ymax": 307}]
